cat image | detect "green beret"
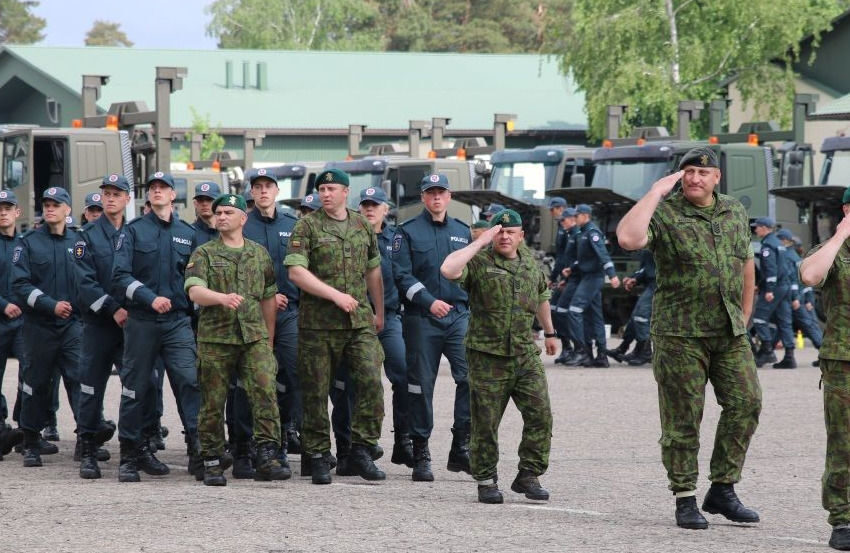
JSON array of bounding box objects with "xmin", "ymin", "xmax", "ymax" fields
[
  {"xmin": 678, "ymin": 147, "xmax": 718, "ymax": 170},
  {"xmin": 491, "ymin": 209, "xmax": 522, "ymax": 228},
  {"xmin": 843, "ymin": 186, "xmax": 850, "ymax": 205},
  {"xmin": 471, "ymin": 220, "xmax": 490, "ymax": 229},
  {"xmin": 212, "ymin": 193, "xmax": 247, "ymax": 213},
  {"xmin": 316, "ymin": 168, "xmax": 350, "ymax": 187}
]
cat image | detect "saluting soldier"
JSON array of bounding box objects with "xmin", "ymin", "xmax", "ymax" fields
[
  {"xmin": 618, "ymin": 147, "xmax": 761, "ymax": 530},
  {"xmin": 284, "ymin": 168, "xmax": 386, "ymax": 485},
  {"xmin": 185, "ymin": 193, "xmax": 290, "ymax": 486},
  {"xmin": 799, "ymin": 190, "xmax": 850, "ymax": 550},
  {"xmin": 441, "ymin": 209, "xmax": 557, "ymax": 504}
]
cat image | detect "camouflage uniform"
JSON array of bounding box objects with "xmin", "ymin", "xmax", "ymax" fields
[
  {"xmin": 807, "ymin": 239, "xmax": 850, "ymax": 526},
  {"xmin": 648, "ymin": 191, "xmax": 761, "ymax": 493},
  {"xmin": 284, "ymin": 208, "xmax": 384, "ymax": 455},
  {"xmin": 184, "ymin": 237, "xmax": 280, "ymax": 458},
  {"xmin": 454, "ymin": 244, "xmax": 553, "ymax": 483}
]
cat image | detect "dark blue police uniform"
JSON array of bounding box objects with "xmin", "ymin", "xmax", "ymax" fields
[
  {"xmin": 629, "ymin": 249, "xmax": 656, "ymax": 342},
  {"xmin": 752, "ymin": 223, "xmax": 794, "ymax": 366},
  {"xmin": 0, "ymin": 190, "xmax": 25, "ymax": 428}
]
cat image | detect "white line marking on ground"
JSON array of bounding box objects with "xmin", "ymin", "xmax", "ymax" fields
[
  {"xmin": 508, "ymin": 504, "xmax": 607, "ymax": 516},
  {"xmin": 773, "ymin": 536, "xmax": 824, "ymax": 545}
]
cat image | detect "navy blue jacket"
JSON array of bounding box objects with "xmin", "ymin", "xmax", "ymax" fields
[
  {"xmin": 392, "ymin": 209, "xmax": 470, "ymax": 314},
  {"xmin": 193, "ymin": 217, "xmax": 218, "ymax": 248},
  {"xmin": 630, "ymin": 250, "xmax": 656, "ymax": 285},
  {"xmin": 11, "ymin": 224, "xmax": 81, "ymax": 326},
  {"xmin": 75, "ymin": 215, "xmax": 125, "ymax": 325},
  {"xmin": 243, "ymin": 207, "xmax": 299, "ymax": 304},
  {"xmin": 0, "ymin": 231, "xmax": 23, "ymax": 328},
  {"xmin": 112, "ymin": 211, "xmax": 195, "ymax": 319},
  {"xmin": 377, "ymin": 223, "xmax": 400, "ymax": 313},
  {"xmin": 758, "ymin": 232, "xmax": 789, "ymax": 292},
  {"xmin": 576, "ymin": 222, "xmax": 616, "ymax": 278},
  {"xmin": 564, "ymin": 226, "xmax": 580, "ymax": 277}
]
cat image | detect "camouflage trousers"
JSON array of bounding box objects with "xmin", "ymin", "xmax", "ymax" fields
[
  {"xmin": 298, "ymin": 327, "xmax": 384, "ymax": 455},
  {"xmin": 821, "ymin": 359, "xmax": 850, "ymax": 526},
  {"xmin": 467, "ymin": 348, "xmax": 553, "ymax": 482},
  {"xmin": 197, "ymin": 340, "xmax": 280, "ymax": 457},
  {"xmin": 652, "ymin": 333, "xmax": 762, "ymax": 493}
]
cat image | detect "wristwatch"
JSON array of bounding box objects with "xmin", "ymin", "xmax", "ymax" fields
[{"xmin": 543, "ymin": 332, "xmax": 557, "ymax": 338}]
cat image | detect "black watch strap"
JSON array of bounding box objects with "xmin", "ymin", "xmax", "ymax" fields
[{"xmin": 543, "ymin": 332, "xmax": 557, "ymax": 338}]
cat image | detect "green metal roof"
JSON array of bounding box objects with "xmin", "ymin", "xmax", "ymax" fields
[
  {"xmin": 810, "ymin": 92, "xmax": 850, "ymax": 120},
  {"xmin": 1, "ymin": 46, "xmax": 586, "ymax": 132}
]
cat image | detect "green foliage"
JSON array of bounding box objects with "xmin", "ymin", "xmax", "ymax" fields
[
  {"xmin": 546, "ymin": 0, "xmax": 846, "ymax": 140},
  {"xmin": 0, "ymin": 0, "xmax": 46, "ymax": 44},
  {"xmin": 84, "ymin": 20, "xmax": 134, "ymax": 47},
  {"xmin": 177, "ymin": 108, "xmax": 227, "ymax": 163}
]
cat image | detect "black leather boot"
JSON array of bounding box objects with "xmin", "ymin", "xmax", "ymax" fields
[
  {"xmin": 203, "ymin": 457, "xmax": 227, "ymax": 486},
  {"xmin": 627, "ymin": 340, "xmax": 653, "ymax": 366},
  {"xmin": 186, "ymin": 432, "xmax": 203, "ymax": 480},
  {"xmin": 79, "ymin": 434, "xmax": 101, "ymax": 479},
  {"xmin": 307, "ymin": 452, "xmax": 332, "ymax": 485},
  {"xmin": 554, "ymin": 339, "xmax": 573, "ymax": 364},
  {"xmin": 411, "ymin": 438, "xmax": 434, "ymax": 482},
  {"xmin": 675, "ymin": 496, "xmax": 708, "ymax": 529},
  {"xmin": 254, "ymin": 442, "xmax": 291, "ymax": 481},
  {"xmin": 22, "ymin": 430, "xmax": 42, "ymax": 467},
  {"xmin": 391, "ymin": 432, "xmax": 414, "ymax": 468},
  {"xmin": 0, "ymin": 423, "xmax": 23, "ymax": 457},
  {"xmin": 42, "ymin": 424, "xmax": 59, "ymax": 441},
  {"xmin": 701, "ymin": 483, "xmax": 760, "ymax": 523},
  {"xmin": 232, "ymin": 441, "xmax": 255, "ymax": 479},
  {"xmin": 569, "ymin": 343, "xmax": 592, "ymax": 367},
  {"xmin": 510, "ymin": 469, "xmax": 549, "ymax": 500},
  {"xmin": 447, "ymin": 427, "xmax": 471, "ymax": 474},
  {"xmin": 350, "ymin": 443, "xmax": 386, "ymax": 481},
  {"xmin": 772, "ymin": 349, "xmax": 797, "ymax": 369},
  {"xmin": 93, "ymin": 420, "xmax": 116, "ymax": 445},
  {"xmin": 754, "ymin": 341, "xmax": 777, "ymax": 368},
  {"xmin": 607, "ymin": 339, "xmax": 633, "ymax": 363},
  {"xmin": 336, "ymin": 439, "xmax": 355, "ymax": 476},
  {"xmin": 591, "ymin": 347, "xmax": 610, "ymax": 368},
  {"xmin": 478, "ymin": 478, "xmax": 504, "ymax": 504},
  {"xmin": 830, "ymin": 524, "xmax": 850, "ymax": 551},
  {"xmin": 118, "ymin": 438, "xmax": 140, "ymax": 482},
  {"xmin": 285, "ymin": 422, "xmax": 301, "ymax": 454},
  {"xmin": 137, "ymin": 439, "xmax": 170, "ymax": 476}
]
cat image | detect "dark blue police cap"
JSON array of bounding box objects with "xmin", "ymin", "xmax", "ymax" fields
[{"xmin": 101, "ymin": 173, "xmax": 130, "ymax": 192}]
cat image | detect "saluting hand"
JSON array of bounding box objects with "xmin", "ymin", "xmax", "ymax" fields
[
  {"xmin": 220, "ymin": 293, "xmax": 244, "ymax": 310},
  {"xmin": 151, "ymin": 297, "xmax": 172, "ymax": 314},
  {"xmin": 475, "ymin": 224, "xmax": 502, "ymax": 246},
  {"xmin": 54, "ymin": 301, "xmax": 72, "ymax": 319},
  {"xmin": 651, "ymin": 170, "xmax": 684, "ymax": 198},
  {"xmin": 334, "ymin": 292, "xmax": 359, "ymax": 313}
]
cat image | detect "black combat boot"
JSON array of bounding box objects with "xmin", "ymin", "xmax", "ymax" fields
[
  {"xmin": 590, "ymin": 347, "xmax": 610, "ymax": 368},
  {"xmin": 701, "ymin": 483, "xmax": 760, "ymax": 523},
  {"xmin": 411, "ymin": 438, "xmax": 434, "ymax": 482},
  {"xmin": 675, "ymin": 496, "xmax": 708, "ymax": 529},
  {"xmin": 78, "ymin": 434, "xmax": 101, "ymax": 479},
  {"xmin": 350, "ymin": 443, "xmax": 386, "ymax": 481},
  {"xmin": 232, "ymin": 441, "xmax": 255, "ymax": 479},
  {"xmin": 0, "ymin": 423, "xmax": 23, "ymax": 458},
  {"xmin": 31, "ymin": 436, "xmax": 58, "ymax": 455},
  {"xmin": 336, "ymin": 439, "xmax": 355, "ymax": 476},
  {"xmin": 478, "ymin": 478, "xmax": 504, "ymax": 504},
  {"xmin": 561, "ymin": 341, "xmax": 583, "ymax": 365},
  {"xmin": 22, "ymin": 430, "xmax": 42, "ymax": 468},
  {"xmin": 391, "ymin": 432, "xmax": 414, "ymax": 468},
  {"xmin": 42, "ymin": 424, "xmax": 60, "ymax": 442},
  {"xmin": 277, "ymin": 441, "xmax": 291, "ymax": 476},
  {"xmin": 830, "ymin": 524, "xmax": 850, "ymax": 551},
  {"xmin": 447, "ymin": 426, "xmax": 471, "ymax": 474},
  {"xmin": 568, "ymin": 343, "xmax": 592, "ymax": 367},
  {"xmin": 93, "ymin": 420, "xmax": 116, "ymax": 445},
  {"xmin": 118, "ymin": 438, "xmax": 141, "ymax": 482},
  {"xmin": 510, "ymin": 469, "xmax": 550, "ymax": 500},
  {"xmin": 254, "ymin": 442, "xmax": 291, "ymax": 481},
  {"xmin": 300, "ymin": 452, "xmax": 312, "ymax": 478},
  {"xmin": 150, "ymin": 423, "xmax": 166, "ymax": 450},
  {"xmin": 285, "ymin": 422, "xmax": 301, "ymax": 454},
  {"xmin": 772, "ymin": 349, "xmax": 797, "ymax": 369},
  {"xmin": 554, "ymin": 339, "xmax": 573, "ymax": 364},
  {"xmin": 307, "ymin": 452, "xmax": 332, "ymax": 485},
  {"xmin": 754, "ymin": 341, "xmax": 776, "ymax": 368},
  {"xmin": 627, "ymin": 340, "xmax": 653, "ymax": 366},
  {"xmin": 202, "ymin": 457, "xmax": 227, "ymax": 486},
  {"xmin": 606, "ymin": 339, "xmax": 633, "ymax": 363},
  {"xmin": 137, "ymin": 439, "xmax": 170, "ymax": 476},
  {"xmin": 186, "ymin": 432, "xmax": 204, "ymax": 480}
]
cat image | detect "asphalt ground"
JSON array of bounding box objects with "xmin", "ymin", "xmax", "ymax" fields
[{"xmin": 0, "ymin": 341, "xmax": 835, "ymax": 553}]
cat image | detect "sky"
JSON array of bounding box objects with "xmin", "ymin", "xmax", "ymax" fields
[{"xmin": 31, "ymin": 0, "xmax": 219, "ymax": 49}]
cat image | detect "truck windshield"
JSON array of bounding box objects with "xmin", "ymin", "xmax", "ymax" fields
[
  {"xmin": 490, "ymin": 162, "xmax": 557, "ymax": 204},
  {"xmin": 591, "ymin": 161, "xmax": 669, "ymax": 200},
  {"xmin": 822, "ymin": 151, "xmax": 850, "ymax": 186},
  {"xmin": 346, "ymin": 172, "xmax": 384, "ymax": 209},
  {"xmin": 274, "ymin": 177, "xmax": 303, "ymax": 204}
]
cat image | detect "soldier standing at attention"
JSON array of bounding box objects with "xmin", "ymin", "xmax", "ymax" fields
[
  {"xmin": 393, "ymin": 173, "xmax": 472, "ymax": 481},
  {"xmin": 799, "ymin": 191, "xmax": 850, "ymax": 551},
  {"xmin": 185, "ymin": 193, "xmax": 290, "ymax": 486},
  {"xmin": 11, "ymin": 187, "xmax": 82, "ymax": 467},
  {"xmin": 112, "ymin": 172, "xmax": 202, "ymax": 482},
  {"xmin": 191, "ymin": 181, "xmax": 221, "ymax": 247},
  {"xmin": 617, "ymin": 147, "xmax": 761, "ymax": 530},
  {"xmin": 751, "ymin": 217, "xmax": 796, "ymax": 369},
  {"xmin": 284, "ymin": 168, "xmax": 386, "ymax": 485},
  {"xmin": 441, "ymin": 209, "xmax": 557, "ymax": 504}
]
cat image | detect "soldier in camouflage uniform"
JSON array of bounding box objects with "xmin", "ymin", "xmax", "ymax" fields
[
  {"xmin": 441, "ymin": 209, "xmax": 558, "ymax": 505},
  {"xmin": 799, "ymin": 188, "xmax": 850, "ymax": 551},
  {"xmin": 184, "ymin": 193, "xmax": 290, "ymax": 486},
  {"xmin": 284, "ymin": 168, "xmax": 386, "ymax": 485},
  {"xmin": 617, "ymin": 147, "xmax": 761, "ymax": 530}
]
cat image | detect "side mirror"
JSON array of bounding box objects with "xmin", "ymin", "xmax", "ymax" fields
[
  {"xmin": 787, "ymin": 164, "xmax": 803, "ymax": 188},
  {"xmin": 6, "ymin": 160, "xmax": 24, "ymax": 188},
  {"xmin": 570, "ymin": 173, "xmax": 586, "ymax": 188}
]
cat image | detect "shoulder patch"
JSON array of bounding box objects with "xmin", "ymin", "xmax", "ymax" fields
[
  {"xmin": 12, "ymin": 246, "xmax": 22, "ymax": 264},
  {"xmin": 762, "ymin": 249, "xmax": 770, "ymax": 257},
  {"xmin": 73, "ymin": 241, "xmax": 86, "ymax": 260},
  {"xmin": 392, "ymin": 234, "xmax": 402, "ymax": 252},
  {"xmin": 115, "ymin": 233, "xmax": 125, "ymax": 251},
  {"xmin": 592, "ymin": 234, "xmax": 600, "ymax": 242}
]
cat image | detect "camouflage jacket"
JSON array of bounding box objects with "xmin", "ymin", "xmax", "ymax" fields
[
  {"xmin": 184, "ymin": 237, "xmax": 277, "ymax": 344},
  {"xmin": 455, "ymin": 245, "xmax": 551, "ymax": 356},
  {"xmin": 647, "ymin": 191, "xmax": 753, "ymax": 337},
  {"xmin": 807, "ymin": 239, "xmax": 850, "ymax": 361},
  {"xmin": 284, "ymin": 208, "xmax": 381, "ymax": 330}
]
